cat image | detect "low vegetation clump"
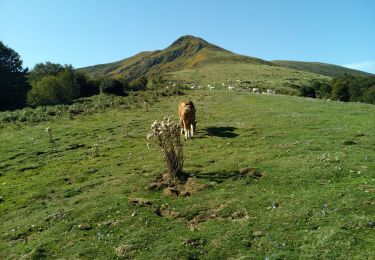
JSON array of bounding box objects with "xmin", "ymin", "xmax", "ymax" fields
[{"xmin": 147, "ymin": 116, "xmax": 186, "ymax": 181}]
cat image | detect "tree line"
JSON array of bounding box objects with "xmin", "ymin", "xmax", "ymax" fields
[
  {"xmin": 0, "ymin": 42, "xmax": 149, "ymax": 111},
  {"xmin": 299, "ymin": 75, "xmax": 375, "ymax": 104}
]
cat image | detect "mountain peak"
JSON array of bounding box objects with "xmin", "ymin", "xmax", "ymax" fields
[{"xmin": 169, "ymin": 35, "xmax": 209, "ymax": 48}]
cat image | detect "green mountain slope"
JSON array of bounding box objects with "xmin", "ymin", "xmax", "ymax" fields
[
  {"xmin": 272, "ymin": 60, "xmax": 374, "ymax": 78},
  {"xmin": 78, "ymin": 35, "xmax": 373, "ymax": 94},
  {"xmin": 78, "ymin": 35, "xmax": 335, "ymax": 93},
  {"xmin": 78, "ymin": 35, "xmax": 271, "ymax": 80}
]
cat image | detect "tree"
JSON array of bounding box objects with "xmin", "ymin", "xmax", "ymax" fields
[
  {"xmin": 28, "ymin": 62, "xmax": 64, "ymax": 84},
  {"xmin": 57, "ymin": 67, "xmax": 80, "ymax": 100},
  {"xmin": 27, "ymin": 75, "xmax": 65, "ymax": 106},
  {"xmin": 100, "ymin": 78, "xmax": 124, "ymax": 95},
  {"xmin": 128, "ymin": 76, "xmax": 148, "ymax": 91},
  {"xmin": 332, "ymin": 78, "xmax": 350, "ymax": 101},
  {"xmin": 0, "ymin": 41, "xmax": 31, "ymax": 110},
  {"xmin": 311, "ymin": 80, "xmax": 331, "ymax": 98},
  {"xmin": 299, "ymin": 85, "xmax": 316, "ymax": 98},
  {"xmin": 27, "ymin": 67, "xmax": 83, "ymax": 106},
  {"xmin": 362, "ymin": 86, "xmax": 375, "ymax": 104},
  {"xmin": 76, "ymin": 72, "xmax": 100, "ymax": 97}
]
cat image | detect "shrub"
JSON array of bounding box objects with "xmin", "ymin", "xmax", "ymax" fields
[
  {"xmin": 362, "ymin": 86, "xmax": 375, "ymax": 104},
  {"xmin": 127, "ymin": 76, "xmax": 148, "ymax": 91},
  {"xmin": 27, "ymin": 76, "xmax": 65, "ymax": 106},
  {"xmin": 76, "ymin": 73, "xmax": 100, "ymax": 97},
  {"xmin": 100, "ymin": 78, "xmax": 124, "ymax": 95},
  {"xmin": 27, "ymin": 67, "xmax": 82, "ymax": 106},
  {"xmin": 332, "ymin": 79, "xmax": 350, "ymax": 102},
  {"xmin": 299, "ymin": 85, "xmax": 316, "ymax": 98},
  {"xmin": 147, "ymin": 117, "xmax": 186, "ymax": 180}
]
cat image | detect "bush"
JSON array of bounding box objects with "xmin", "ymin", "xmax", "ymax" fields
[
  {"xmin": 299, "ymin": 85, "xmax": 316, "ymax": 98},
  {"xmin": 311, "ymin": 80, "xmax": 331, "ymax": 98},
  {"xmin": 332, "ymin": 79, "xmax": 350, "ymax": 101},
  {"xmin": 27, "ymin": 76, "xmax": 65, "ymax": 106},
  {"xmin": 27, "ymin": 66, "xmax": 83, "ymax": 106},
  {"xmin": 362, "ymin": 86, "xmax": 375, "ymax": 104},
  {"xmin": 100, "ymin": 78, "xmax": 124, "ymax": 95},
  {"xmin": 76, "ymin": 73, "xmax": 100, "ymax": 97},
  {"xmin": 147, "ymin": 117, "xmax": 186, "ymax": 180},
  {"xmin": 127, "ymin": 76, "xmax": 148, "ymax": 91}
]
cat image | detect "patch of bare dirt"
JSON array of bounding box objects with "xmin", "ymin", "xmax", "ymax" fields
[
  {"xmin": 148, "ymin": 173, "xmax": 213, "ymax": 197},
  {"xmin": 128, "ymin": 198, "xmax": 153, "ymax": 207},
  {"xmin": 155, "ymin": 206, "xmax": 182, "ymax": 219}
]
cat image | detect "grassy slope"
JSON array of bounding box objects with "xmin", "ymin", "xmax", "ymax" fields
[
  {"xmin": 272, "ymin": 60, "xmax": 374, "ymax": 78},
  {"xmin": 77, "ymin": 51, "xmax": 158, "ymax": 78},
  {"xmin": 1, "ymin": 91, "xmax": 374, "ymax": 259},
  {"xmin": 167, "ymin": 62, "xmax": 330, "ymax": 94},
  {"xmin": 77, "ymin": 35, "xmax": 333, "ymax": 92},
  {"xmin": 77, "ymin": 36, "xmax": 273, "ymax": 81}
]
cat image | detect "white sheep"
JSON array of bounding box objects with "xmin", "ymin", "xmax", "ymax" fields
[
  {"xmin": 228, "ymin": 86, "xmax": 234, "ymax": 91},
  {"xmin": 209, "ymin": 86, "xmax": 215, "ymax": 90}
]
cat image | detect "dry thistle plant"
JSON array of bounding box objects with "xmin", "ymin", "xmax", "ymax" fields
[
  {"xmin": 144, "ymin": 101, "xmax": 149, "ymax": 112},
  {"xmin": 147, "ymin": 116, "xmax": 185, "ymax": 180},
  {"xmin": 92, "ymin": 143, "xmax": 99, "ymax": 158},
  {"xmin": 45, "ymin": 127, "xmax": 53, "ymax": 143}
]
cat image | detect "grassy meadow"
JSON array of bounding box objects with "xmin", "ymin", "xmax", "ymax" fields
[
  {"xmin": 166, "ymin": 63, "xmax": 330, "ymax": 95},
  {"xmin": 1, "ymin": 90, "xmax": 374, "ymax": 259}
]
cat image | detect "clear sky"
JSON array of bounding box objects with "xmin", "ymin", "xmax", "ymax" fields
[{"xmin": 1, "ymin": 0, "xmax": 374, "ymax": 73}]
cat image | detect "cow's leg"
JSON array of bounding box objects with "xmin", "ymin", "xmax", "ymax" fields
[
  {"xmin": 190, "ymin": 124, "xmax": 194, "ymax": 137},
  {"xmin": 179, "ymin": 119, "xmax": 184, "ymax": 135},
  {"xmin": 183, "ymin": 121, "xmax": 188, "ymax": 139}
]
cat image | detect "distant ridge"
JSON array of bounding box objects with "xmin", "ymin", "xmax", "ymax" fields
[{"xmin": 272, "ymin": 60, "xmax": 374, "ymax": 78}]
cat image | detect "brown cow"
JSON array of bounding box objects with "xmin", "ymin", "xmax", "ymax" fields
[{"xmin": 178, "ymin": 100, "xmax": 196, "ymax": 139}]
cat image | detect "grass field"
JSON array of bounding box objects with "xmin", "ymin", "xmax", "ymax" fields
[
  {"xmin": 1, "ymin": 90, "xmax": 374, "ymax": 259},
  {"xmin": 167, "ymin": 63, "xmax": 330, "ymax": 94}
]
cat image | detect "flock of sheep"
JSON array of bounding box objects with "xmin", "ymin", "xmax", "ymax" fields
[{"xmin": 166, "ymin": 81, "xmax": 276, "ymax": 94}]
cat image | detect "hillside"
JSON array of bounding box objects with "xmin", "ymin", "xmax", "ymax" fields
[
  {"xmin": 78, "ymin": 35, "xmax": 271, "ymax": 80},
  {"xmin": 1, "ymin": 90, "xmax": 374, "ymax": 258},
  {"xmin": 272, "ymin": 60, "xmax": 374, "ymax": 78},
  {"xmin": 79, "ymin": 35, "xmax": 335, "ymax": 94}
]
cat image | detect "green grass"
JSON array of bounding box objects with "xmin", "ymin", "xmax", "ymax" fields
[
  {"xmin": 167, "ymin": 62, "xmax": 330, "ymax": 94},
  {"xmin": 1, "ymin": 90, "xmax": 374, "ymax": 259},
  {"xmin": 272, "ymin": 60, "xmax": 374, "ymax": 78}
]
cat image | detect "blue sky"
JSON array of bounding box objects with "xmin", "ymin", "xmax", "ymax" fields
[{"xmin": 1, "ymin": 0, "xmax": 374, "ymax": 73}]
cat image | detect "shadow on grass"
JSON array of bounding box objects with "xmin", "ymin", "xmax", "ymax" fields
[
  {"xmin": 203, "ymin": 127, "xmax": 238, "ymax": 138},
  {"xmin": 194, "ymin": 171, "xmax": 239, "ymax": 183},
  {"xmin": 193, "ymin": 169, "xmax": 263, "ymax": 183}
]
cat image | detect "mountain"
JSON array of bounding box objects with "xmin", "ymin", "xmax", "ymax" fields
[
  {"xmin": 78, "ymin": 35, "xmax": 271, "ymax": 80},
  {"xmin": 272, "ymin": 60, "xmax": 374, "ymax": 78},
  {"xmin": 78, "ymin": 35, "xmax": 373, "ymax": 94}
]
